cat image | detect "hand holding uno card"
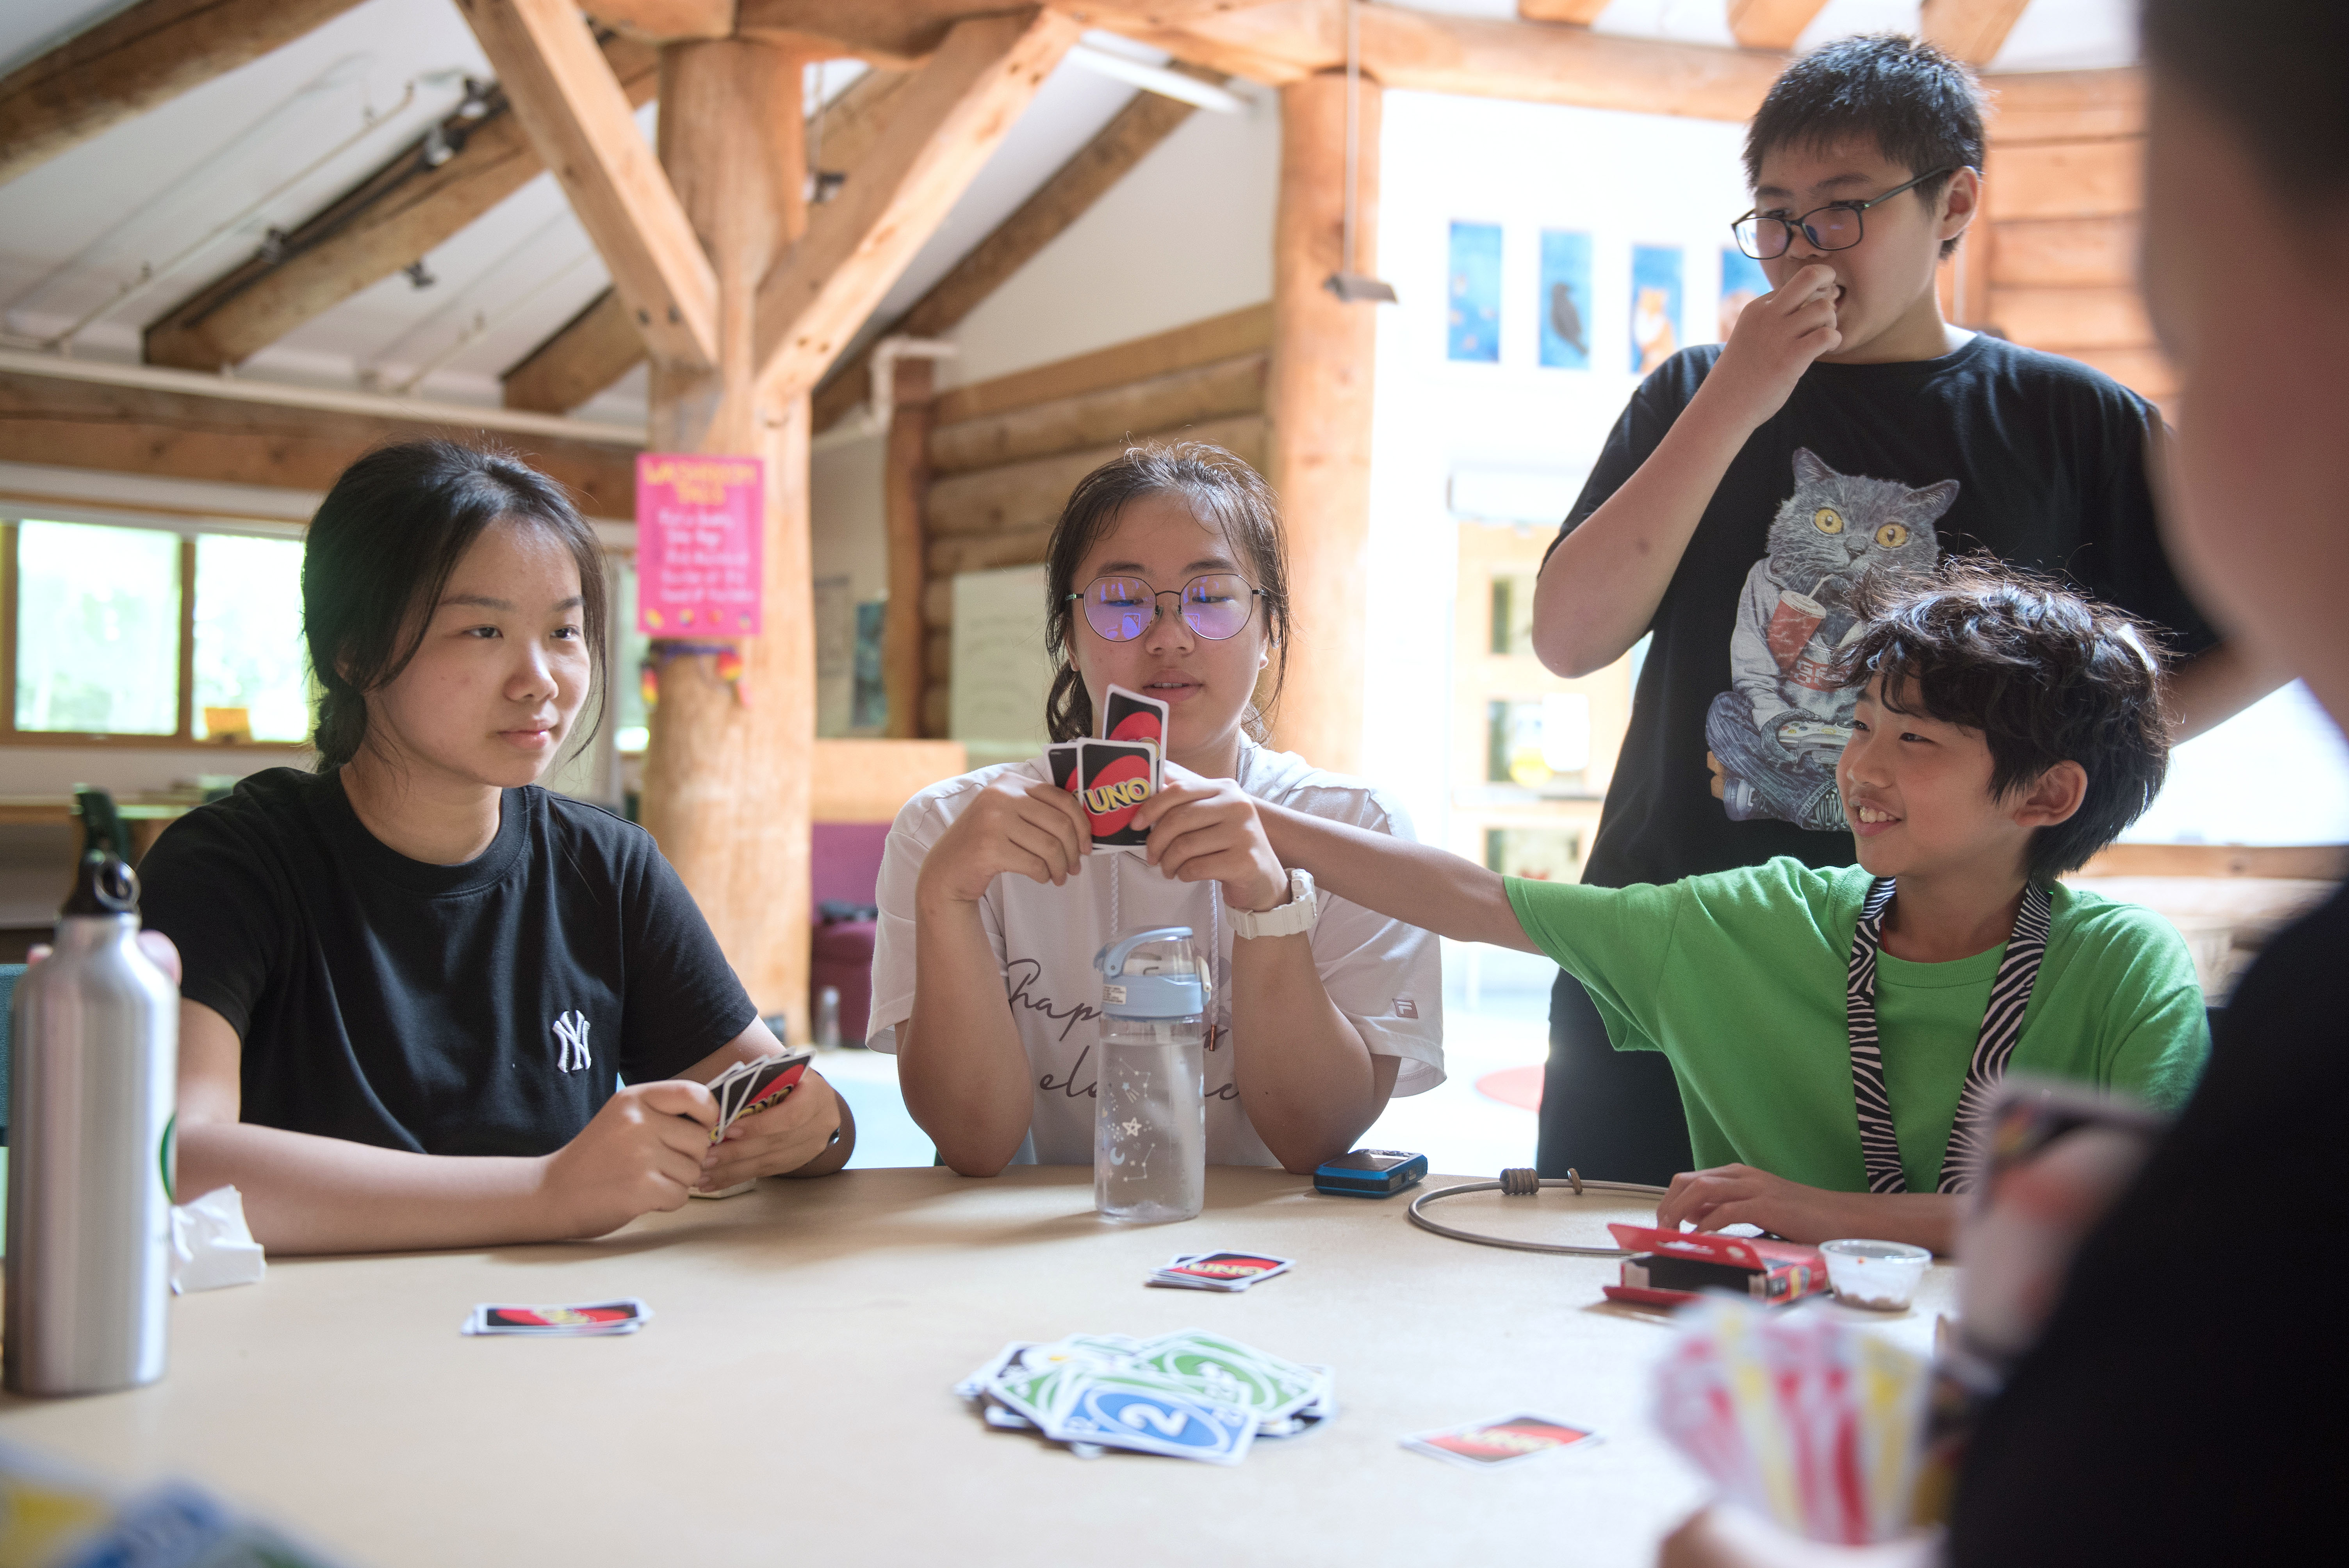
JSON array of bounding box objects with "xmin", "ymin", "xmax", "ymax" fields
[{"xmin": 1075, "ymin": 738, "xmax": 1157, "ymax": 850}]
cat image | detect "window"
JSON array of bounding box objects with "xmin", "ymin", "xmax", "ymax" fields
[{"xmin": 2, "ymin": 518, "xmax": 309, "ymax": 747}]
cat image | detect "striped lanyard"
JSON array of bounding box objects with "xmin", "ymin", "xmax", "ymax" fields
[{"xmin": 1845, "ymin": 878, "xmax": 2053, "ymax": 1195}]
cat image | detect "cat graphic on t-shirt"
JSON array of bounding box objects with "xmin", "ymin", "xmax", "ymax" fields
[{"xmin": 1706, "ymin": 448, "xmax": 1954, "ymax": 831}]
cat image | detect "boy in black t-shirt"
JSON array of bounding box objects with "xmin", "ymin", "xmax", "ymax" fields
[{"xmin": 1529, "ymin": 33, "xmax": 2268, "ymax": 1185}]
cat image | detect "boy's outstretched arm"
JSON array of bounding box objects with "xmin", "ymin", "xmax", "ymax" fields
[
  {"xmin": 1659, "ymin": 1164, "xmax": 1959, "ymax": 1255},
  {"xmin": 1253, "ymin": 800, "xmax": 1542, "ymax": 954}
]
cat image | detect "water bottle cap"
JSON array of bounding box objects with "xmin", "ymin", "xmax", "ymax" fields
[
  {"xmin": 62, "ymin": 851, "xmax": 139, "ymax": 918},
  {"xmin": 1094, "ymin": 926, "xmax": 1205, "ymax": 1020}
]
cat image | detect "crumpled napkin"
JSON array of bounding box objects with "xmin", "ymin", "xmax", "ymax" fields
[{"xmin": 170, "ymin": 1186, "xmax": 266, "ymax": 1294}]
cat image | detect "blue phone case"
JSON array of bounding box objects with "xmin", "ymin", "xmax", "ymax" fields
[{"xmin": 1312, "ymin": 1150, "xmax": 1428, "ymax": 1198}]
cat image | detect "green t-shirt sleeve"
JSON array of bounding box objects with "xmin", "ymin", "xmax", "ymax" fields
[
  {"xmin": 1504, "ymin": 876, "xmax": 1682, "ymax": 1051},
  {"xmin": 2075, "ymin": 903, "xmax": 2211, "ymax": 1114}
]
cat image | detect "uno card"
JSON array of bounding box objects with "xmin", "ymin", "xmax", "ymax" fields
[
  {"xmin": 1101, "ymin": 684, "xmax": 1169, "ymax": 748},
  {"xmin": 1149, "ymin": 1251, "xmax": 1294, "ymax": 1291},
  {"xmin": 1043, "ymin": 1372, "xmax": 1257, "ymax": 1465},
  {"xmin": 1045, "ymin": 741, "xmax": 1082, "ymax": 791},
  {"xmin": 1076, "ymin": 738, "xmax": 1157, "ymax": 850},
  {"xmin": 463, "ymin": 1299, "xmax": 652, "ymax": 1336},
  {"xmin": 1400, "ymin": 1413, "xmax": 1601, "ymax": 1472}
]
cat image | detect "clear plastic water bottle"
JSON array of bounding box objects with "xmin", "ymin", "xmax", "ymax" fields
[
  {"xmin": 5, "ymin": 848, "xmax": 180, "ymax": 1397},
  {"xmin": 1093, "ymin": 927, "xmax": 1209, "ymax": 1224}
]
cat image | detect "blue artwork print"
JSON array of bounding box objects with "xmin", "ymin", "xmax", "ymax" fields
[
  {"xmin": 1630, "ymin": 244, "xmax": 1684, "ymax": 374},
  {"xmin": 1720, "ymin": 248, "xmax": 1770, "ymax": 343},
  {"xmin": 1538, "ymin": 230, "xmax": 1591, "ymax": 369},
  {"xmin": 1447, "ymin": 221, "xmax": 1502, "ymax": 363}
]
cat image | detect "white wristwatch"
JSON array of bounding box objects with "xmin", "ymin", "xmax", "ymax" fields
[{"xmin": 1231, "ymin": 869, "xmax": 1317, "ymax": 940}]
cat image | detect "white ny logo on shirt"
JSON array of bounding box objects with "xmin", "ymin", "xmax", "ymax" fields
[{"xmin": 552, "ymin": 1011, "xmax": 592, "ymax": 1073}]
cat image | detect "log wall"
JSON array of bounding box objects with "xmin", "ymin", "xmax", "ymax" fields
[
  {"xmin": 907, "ymin": 304, "xmax": 1272, "ymax": 737},
  {"xmin": 1960, "ymin": 70, "xmax": 2173, "ymax": 405}
]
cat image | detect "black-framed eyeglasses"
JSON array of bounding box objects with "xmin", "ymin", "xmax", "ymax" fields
[
  {"xmin": 1069, "ymin": 573, "xmax": 1265, "ymax": 642},
  {"xmin": 1731, "ymin": 167, "xmax": 1957, "ymax": 260}
]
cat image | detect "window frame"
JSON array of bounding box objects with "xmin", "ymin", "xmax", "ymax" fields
[{"xmin": 0, "ymin": 515, "xmax": 311, "ymax": 752}]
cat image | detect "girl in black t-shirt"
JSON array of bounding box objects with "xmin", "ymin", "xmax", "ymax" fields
[{"xmin": 143, "ymin": 441, "xmax": 850, "ymax": 1254}]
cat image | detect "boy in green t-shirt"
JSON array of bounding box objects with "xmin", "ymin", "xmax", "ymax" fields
[{"xmin": 1138, "ymin": 564, "xmax": 2208, "ymax": 1254}]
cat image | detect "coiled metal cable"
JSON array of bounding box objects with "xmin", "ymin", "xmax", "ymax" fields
[{"xmin": 1407, "ymin": 1167, "xmax": 1670, "ymax": 1257}]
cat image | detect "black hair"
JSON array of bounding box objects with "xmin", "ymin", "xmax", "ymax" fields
[
  {"xmin": 1042, "ymin": 441, "xmax": 1291, "ymax": 745},
  {"xmin": 1743, "ymin": 33, "xmax": 1984, "ymax": 260},
  {"xmin": 303, "ymin": 440, "xmax": 608, "ymax": 771},
  {"xmin": 1836, "ymin": 559, "xmax": 2172, "ymax": 885},
  {"xmin": 2140, "ymin": 0, "xmax": 2349, "ymax": 207}
]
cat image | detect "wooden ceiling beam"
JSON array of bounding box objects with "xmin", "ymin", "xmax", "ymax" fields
[
  {"xmin": 499, "ymin": 65, "xmax": 914, "ymax": 412},
  {"xmin": 752, "ymin": 9, "xmax": 1081, "ymax": 401},
  {"xmin": 1517, "ymin": 2, "xmax": 1616, "ymax": 23},
  {"xmin": 812, "ymin": 60, "xmax": 1226, "ymax": 435},
  {"xmin": 1921, "ymin": 0, "xmax": 2033, "ymax": 66},
  {"xmin": 731, "ymin": 2, "xmax": 1249, "ymax": 67},
  {"xmin": 0, "ymin": 369, "xmax": 637, "ymax": 517},
  {"xmin": 1095, "ymin": 1, "xmax": 1789, "ymax": 119},
  {"xmin": 144, "ymin": 34, "xmax": 658, "ymax": 374},
  {"xmin": 1725, "ymin": 0, "xmax": 1828, "ymax": 53},
  {"xmin": 0, "ymin": 0, "xmax": 369, "ymax": 189},
  {"xmin": 583, "ymin": 2, "xmax": 737, "ymax": 43},
  {"xmin": 456, "ymin": 0, "xmax": 718, "ymax": 372}
]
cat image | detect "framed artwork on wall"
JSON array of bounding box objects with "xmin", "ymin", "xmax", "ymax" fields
[
  {"xmin": 1447, "ymin": 220, "xmax": 1502, "ymax": 363},
  {"xmin": 1630, "ymin": 244, "xmax": 1683, "ymax": 374},
  {"xmin": 1720, "ymin": 248, "xmax": 1770, "ymax": 342},
  {"xmin": 1538, "ymin": 229, "xmax": 1591, "ymax": 369}
]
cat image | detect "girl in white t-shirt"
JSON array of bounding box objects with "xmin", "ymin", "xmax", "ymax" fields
[{"xmin": 870, "ymin": 441, "xmax": 1443, "ymax": 1172}]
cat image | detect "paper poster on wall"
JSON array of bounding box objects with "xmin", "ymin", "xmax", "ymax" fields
[
  {"xmin": 1630, "ymin": 244, "xmax": 1684, "ymax": 375},
  {"xmin": 634, "ymin": 453, "xmax": 763, "ymax": 635},
  {"xmin": 1447, "ymin": 221, "xmax": 1502, "ymax": 363},
  {"xmin": 1538, "ymin": 230, "xmax": 1591, "ymax": 369},
  {"xmin": 851, "ymin": 600, "xmax": 887, "ymax": 732},
  {"xmin": 1720, "ymin": 248, "xmax": 1770, "ymax": 342},
  {"xmin": 950, "ymin": 564, "xmax": 1053, "ymax": 768}
]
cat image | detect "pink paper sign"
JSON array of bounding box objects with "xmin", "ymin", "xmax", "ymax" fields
[{"xmin": 635, "ymin": 453, "xmax": 764, "ymax": 636}]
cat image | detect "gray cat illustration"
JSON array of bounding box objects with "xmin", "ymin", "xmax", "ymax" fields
[{"xmin": 1706, "ymin": 449, "xmax": 1956, "ymax": 830}]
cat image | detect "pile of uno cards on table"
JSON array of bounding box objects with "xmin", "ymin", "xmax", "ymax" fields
[
  {"xmin": 1652, "ymin": 1295, "xmax": 1930, "ymax": 1543},
  {"xmin": 461, "ymin": 1299, "xmax": 652, "ymax": 1337},
  {"xmin": 1046, "ymin": 684, "xmax": 1168, "ymax": 850},
  {"xmin": 0, "ymin": 1437, "xmax": 351, "ymax": 1567},
  {"xmin": 956, "ymin": 1329, "xmax": 1333, "ymax": 1464},
  {"xmin": 1147, "ymin": 1250, "xmax": 1293, "ymax": 1292}
]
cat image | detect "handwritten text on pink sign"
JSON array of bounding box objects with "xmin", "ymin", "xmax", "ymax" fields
[{"xmin": 635, "ymin": 453, "xmax": 763, "ymax": 636}]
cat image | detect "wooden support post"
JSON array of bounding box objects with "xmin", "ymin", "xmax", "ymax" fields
[
  {"xmin": 634, "ymin": 38, "xmax": 817, "ymax": 1037},
  {"xmin": 883, "ymin": 356, "xmax": 935, "ymax": 739},
  {"xmin": 1265, "ymin": 70, "xmax": 1376, "ymax": 776}
]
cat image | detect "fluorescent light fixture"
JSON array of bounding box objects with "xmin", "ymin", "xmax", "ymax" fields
[{"xmin": 1064, "ymin": 43, "xmax": 1244, "ymax": 112}]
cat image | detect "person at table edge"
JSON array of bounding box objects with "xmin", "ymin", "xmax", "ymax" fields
[{"xmin": 137, "ymin": 442, "xmax": 852, "ymax": 1256}]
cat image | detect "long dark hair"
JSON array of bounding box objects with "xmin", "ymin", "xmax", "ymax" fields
[
  {"xmin": 1042, "ymin": 441, "xmax": 1292, "ymax": 744},
  {"xmin": 303, "ymin": 440, "xmax": 608, "ymax": 770}
]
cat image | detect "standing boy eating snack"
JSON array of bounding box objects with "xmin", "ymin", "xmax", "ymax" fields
[
  {"xmin": 1142, "ymin": 563, "xmax": 2208, "ymax": 1253},
  {"xmin": 1529, "ymin": 33, "xmax": 2265, "ymax": 1187}
]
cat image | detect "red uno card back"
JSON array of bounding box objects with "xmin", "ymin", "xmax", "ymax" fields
[
  {"xmin": 1101, "ymin": 684, "xmax": 1169, "ymax": 749},
  {"xmin": 483, "ymin": 1301, "xmax": 645, "ymax": 1331},
  {"xmin": 1159, "ymin": 1251, "xmax": 1290, "ymax": 1285},
  {"xmin": 1077, "ymin": 739, "xmax": 1156, "ymax": 848},
  {"xmin": 1407, "ymin": 1414, "xmax": 1599, "ymax": 1470}
]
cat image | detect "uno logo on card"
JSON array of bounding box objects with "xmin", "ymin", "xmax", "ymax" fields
[{"xmin": 1082, "ymin": 761, "xmax": 1153, "ymax": 832}]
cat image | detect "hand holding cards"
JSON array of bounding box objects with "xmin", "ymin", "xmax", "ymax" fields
[
  {"xmin": 1047, "ymin": 684, "xmax": 1169, "ymax": 851},
  {"xmin": 690, "ymin": 1049, "xmax": 814, "ymax": 1199}
]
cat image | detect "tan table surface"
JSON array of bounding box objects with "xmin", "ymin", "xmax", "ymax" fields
[{"xmin": 0, "ymin": 1166, "xmax": 1954, "ymax": 1568}]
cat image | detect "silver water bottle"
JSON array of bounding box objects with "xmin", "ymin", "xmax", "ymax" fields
[{"xmin": 5, "ymin": 850, "xmax": 180, "ymax": 1396}]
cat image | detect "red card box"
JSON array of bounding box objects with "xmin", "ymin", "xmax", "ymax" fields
[{"xmin": 1600, "ymin": 1224, "xmax": 1828, "ymax": 1309}]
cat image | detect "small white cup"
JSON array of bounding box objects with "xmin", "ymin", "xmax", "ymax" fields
[{"xmin": 1820, "ymin": 1238, "xmax": 1932, "ymax": 1311}]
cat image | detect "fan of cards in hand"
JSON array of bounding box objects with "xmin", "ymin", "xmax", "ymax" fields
[
  {"xmin": 1653, "ymin": 1296, "xmax": 1932, "ymax": 1545},
  {"xmin": 1045, "ymin": 684, "xmax": 1169, "ymax": 851},
  {"xmin": 702, "ymin": 1050, "xmax": 814, "ymax": 1143},
  {"xmin": 955, "ymin": 1329, "xmax": 1334, "ymax": 1465}
]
